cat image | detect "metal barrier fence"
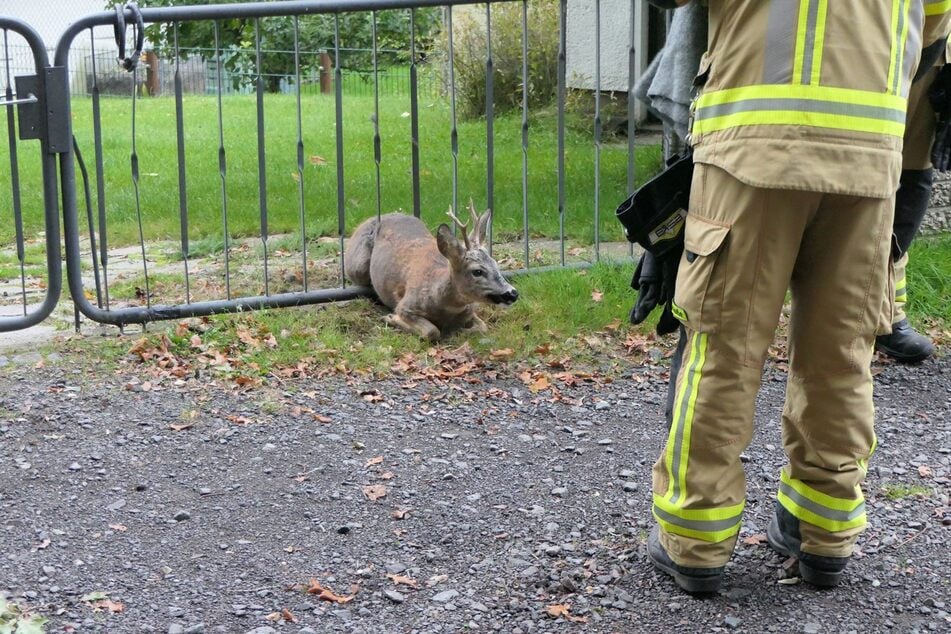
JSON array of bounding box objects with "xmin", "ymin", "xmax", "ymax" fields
[
  {"xmin": 0, "ymin": 18, "xmax": 62, "ymax": 332},
  {"xmin": 2, "ymin": 0, "xmax": 663, "ymax": 331}
]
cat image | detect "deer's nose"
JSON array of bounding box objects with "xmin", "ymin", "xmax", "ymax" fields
[{"xmin": 503, "ymin": 289, "xmax": 519, "ymax": 303}]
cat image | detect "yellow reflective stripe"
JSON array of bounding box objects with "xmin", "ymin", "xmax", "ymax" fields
[
  {"xmin": 888, "ymin": 0, "xmax": 902, "ymax": 94},
  {"xmin": 925, "ymin": 0, "xmax": 951, "ymax": 16},
  {"xmin": 780, "ymin": 469, "xmax": 864, "ymax": 513},
  {"xmin": 777, "ymin": 490, "xmax": 866, "ymax": 532},
  {"xmin": 676, "ymin": 332, "xmax": 707, "ymax": 502},
  {"xmin": 696, "ymin": 84, "xmax": 907, "ymax": 111},
  {"xmin": 664, "ymin": 331, "xmax": 700, "ymax": 500},
  {"xmin": 654, "ymin": 495, "xmax": 745, "ymax": 522},
  {"xmin": 858, "ymin": 433, "xmax": 878, "ymax": 474},
  {"xmin": 653, "ymin": 511, "xmax": 742, "ymax": 543},
  {"xmin": 895, "ymin": 277, "xmax": 907, "ymax": 291},
  {"xmin": 693, "ymin": 84, "xmax": 908, "ymax": 137},
  {"xmin": 810, "ymin": 0, "xmax": 829, "ymax": 85},
  {"xmin": 695, "ymin": 110, "xmax": 905, "ymax": 138},
  {"xmin": 793, "ymin": 0, "xmax": 812, "ymax": 85},
  {"xmin": 896, "ymin": 0, "xmax": 911, "ymax": 96}
]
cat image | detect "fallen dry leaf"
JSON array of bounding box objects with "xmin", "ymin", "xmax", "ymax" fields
[
  {"xmin": 364, "ymin": 455, "xmax": 384, "ymax": 469},
  {"xmin": 490, "ymin": 348, "xmax": 514, "ymax": 361},
  {"xmin": 314, "ymin": 414, "xmax": 333, "ymax": 424},
  {"xmin": 386, "ymin": 573, "xmax": 419, "ymax": 588},
  {"xmin": 303, "ymin": 578, "xmax": 355, "ymax": 604},
  {"xmin": 282, "ymin": 608, "xmax": 298, "ymax": 623},
  {"xmin": 918, "ymin": 465, "xmax": 933, "ymax": 478},
  {"xmin": 361, "ymin": 484, "xmax": 388, "ymax": 501},
  {"xmin": 108, "ymin": 524, "xmax": 128, "ymax": 532},
  {"xmin": 169, "ymin": 421, "xmax": 195, "ymax": 432},
  {"xmin": 742, "ymin": 533, "xmax": 767, "ymax": 546},
  {"xmin": 226, "ymin": 414, "xmax": 254, "ymax": 425},
  {"xmin": 591, "ymin": 290, "xmax": 603, "ymax": 302},
  {"xmin": 529, "ymin": 375, "xmax": 550, "ymax": 393},
  {"xmin": 391, "ymin": 507, "xmax": 411, "ymax": 520},
  {"xmin": 546, "ymin": 603, "xmax": 587, "ymax": 623}
]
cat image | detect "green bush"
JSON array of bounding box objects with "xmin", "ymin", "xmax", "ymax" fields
[{"xmin": 441, "ymin": 2, "xmax": 560, "ymax": 119}]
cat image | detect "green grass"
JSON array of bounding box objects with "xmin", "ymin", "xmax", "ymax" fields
[
  {"xmin": 906, "ymin": 233, "xmax": 951, "ymax": 325},
  {"xmin": 880, "ymin": 483, "xmax": 932, "ymax": 500},
  {"xmin": 55, "ymin": 262, "xmax": 659, "ymax": 376},
  {"xmin": 0, "ymin": 92, "xmax": 662, "ymax": 249}
]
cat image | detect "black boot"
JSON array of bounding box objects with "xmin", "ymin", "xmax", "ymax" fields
[
  {"xmin": 875, "ymin": 318, "xmax": 935, "ymax": 363},
  {"xmin": 766, "ymin": 504, "xmax": 849, "ymax": 588},
  {"xmin": 647, "ymin": 526, "xmax": 724, "ymax": 594}
]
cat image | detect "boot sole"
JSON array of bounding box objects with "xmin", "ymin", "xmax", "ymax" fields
[
  {"xmin": 647, "ymin": 547, "xmax": 722, "ymax": 594},
  {"xmin": 767, "ymin": 517, "xmax": 842, "ymax": 588}
]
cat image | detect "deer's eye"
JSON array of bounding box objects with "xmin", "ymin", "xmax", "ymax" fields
[{"xmin": 471, "ymin": 269, "xmax": 485, "ymax": 278}]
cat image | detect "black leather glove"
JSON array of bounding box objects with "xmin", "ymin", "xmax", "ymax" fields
[
  {"xmin": 929, "ymin": 64, "xmax": 951, "ymax": 172},
  {"xmin": 630, "ymin": 248, "xmax": 682, "ymax": 336}
]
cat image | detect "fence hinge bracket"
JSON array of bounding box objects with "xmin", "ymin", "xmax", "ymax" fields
[{"xmin": 15, "ymin": 66, "xmax": 70, "ymax": 154}]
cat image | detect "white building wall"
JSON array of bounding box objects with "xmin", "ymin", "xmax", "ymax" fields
[{"xmin": 566, "ymin": 0, "xmax": 652, "ymax": 120}]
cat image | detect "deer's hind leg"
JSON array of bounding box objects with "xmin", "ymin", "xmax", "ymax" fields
[{"xmin": 384, "ymin": 312, "xmax": 441, "ymax": 341}]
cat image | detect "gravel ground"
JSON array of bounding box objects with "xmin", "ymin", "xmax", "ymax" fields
[{"xmin": 1, "ymin": 348, "xmax": 949, "ymax": 634}]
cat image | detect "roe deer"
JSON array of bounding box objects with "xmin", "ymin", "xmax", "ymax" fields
[{"xmin": 344, "ymin": 203, "xmax": 519, "ymax": 341}]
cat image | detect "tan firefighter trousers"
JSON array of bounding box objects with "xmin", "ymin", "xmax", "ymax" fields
[{"xmin": 652, "ymin": 163, "xmax": 894, "ymax": 568}]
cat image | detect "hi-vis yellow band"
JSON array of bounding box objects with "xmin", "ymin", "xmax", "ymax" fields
[
  {"xmin": 925, "ymin": 0, "xmax": 951, "ymax": 16},
  {"xmin": 693, "ymin": 85, "xmax": 908, "ymax": 138},
  {"xmin": 653, "ymin": 495, "xmax": 744, "ymax": 543},
  {"xmin": 777, "ymin": 469, "xmax": 866, "ymax": 533}
]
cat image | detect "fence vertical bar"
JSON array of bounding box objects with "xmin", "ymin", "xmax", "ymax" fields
[
  {"xmin": 255, "ymin": 18, "xmax": 270, "ymax": 296},
  {"xmin": 130, "ymin": 63, "xmax": 151, "ymax": 309},
  {"xmin": 73, "ymin": 138, "xmax": 103, "ymax": 309},
  {"xmin": 90, "ymin": 29, "xmax": 110, "ymax": 309},
  {"xmin": 3, "ymin": 29, "xmax": 27, "ymax": 315},
  {"xmin": 372, "ymin": 11, "xmax": 382, "ymax": 219},
  {"xmin": 293, "ymin": 15, "xmax": 308, "ymax": 291},
  {"xmin": 409, "ymin": 9, "xmax": 421, "ymax": 218},
  {"xmin": 334, "ymin": 15, "xmax": 347, "ymax": 285},
  {"xmin": 173, "ymin": 22, "xmax": 191, "ymax": 304},
  {"xmin": 485, "ymin": 4, "xmax": 495, "ymax": 254},
  {"xmin": 447, "ymin": 6, "xmax": 459, "ymax": 222},
  {"xmin": 627, "ymin": 0, "xmax": 637, "ymax": 259},
  {"xmin": 557, "ymin": 0, "xmax": 567, "ymax": 266},
  {"xmin": 213, "ymin": 21, "xmax": 232, "ymax": 300},
  {"xmin": 593, "ymin": 0, "xmax": 602, "ymax": 262},
  {"xmin": 520, "ymin": 0, "xmax": 529, "ymax": 269}
]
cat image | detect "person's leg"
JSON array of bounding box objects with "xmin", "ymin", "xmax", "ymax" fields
[
  {"xmin": 774, "ymin": 192, "xmax": 893, "ymax": 586},
  {"xmin": 650, "ymin": 164, "xmax": 818, "ymax": 591}
]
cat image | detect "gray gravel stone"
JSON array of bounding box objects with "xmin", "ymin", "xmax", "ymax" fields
[
  {"xmin": 432, "ymin": 589, "xmax": 459, "ymax": 603},
  {"xmin": 384, "ymin": 589, "xmax": 406, "ymax": 603}
]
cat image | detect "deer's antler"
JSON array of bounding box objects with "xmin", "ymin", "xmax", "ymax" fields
[
  {"xmin": 467, "ymin": 199, "xmax": 483, "ymax": 249},
  {"xmin": 446, "ymin": 207, "xmax": 472, "ymax": 250}
]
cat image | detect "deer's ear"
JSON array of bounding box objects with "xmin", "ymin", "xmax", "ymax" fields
[{"xmin": 436, "ymin": 223, "xmax": 466, "ymax": 266}]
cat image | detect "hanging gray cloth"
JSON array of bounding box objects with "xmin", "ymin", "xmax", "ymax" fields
[{"xmin": 634, "ymin": 3, "xmax": 708, "ymax": 143}]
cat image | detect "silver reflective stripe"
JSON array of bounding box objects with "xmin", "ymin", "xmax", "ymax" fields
[
  {"xmin": 668, "ymin": 332, "xmax": 702, "ymax": 505},
  {"xmin": 695, "ymin": 97, "xmax": 907, "ymax": 124},
  {"xmin": 778, "ymin": 481, "xmax": 866, "ymax": 523},
  {"xmin": 763, "ymin": 0, "xmax": 800, "ymax": 83},
  {"xmin": 800, "ymin": 0, "xmax": 822, "ymax": 85},
  {"xmin": 902, "ymin": 0, "xmax": 925, "ymax": 96},
  {"xmin": 892, "ymin": 0, "xmax": 908, "ymax": 95},
  {"xmin": 653, "ymin": 506, "xmax": 743, "ymax": 534}
]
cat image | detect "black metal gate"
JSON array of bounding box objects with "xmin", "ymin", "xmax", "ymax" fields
[{"xmin": 0, "ymin": 17, "xmax": 63, "ymax": 332}]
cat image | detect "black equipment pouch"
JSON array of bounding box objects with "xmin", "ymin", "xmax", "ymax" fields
[{"xmin": 615, "ymin": 152, "xmax": 694, "ymax": 258}]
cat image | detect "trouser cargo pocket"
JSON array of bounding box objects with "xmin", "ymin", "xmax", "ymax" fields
[{"xmin": 672, "ymin": 214, "xmax": 731, "ymax": 333}]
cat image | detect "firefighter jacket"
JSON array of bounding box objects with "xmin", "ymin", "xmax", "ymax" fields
[{"xmin": 690, "ymin": 0, "xmax": 951, "ymax": 199}]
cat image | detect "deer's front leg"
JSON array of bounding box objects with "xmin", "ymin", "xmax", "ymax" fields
[
  {"xmin": 463, "ymin": 312, "xmax": 488, "ymax": 333},
  {"xmin": 385, "ymin": 312, "xmax": 441, "ymax": 341}
]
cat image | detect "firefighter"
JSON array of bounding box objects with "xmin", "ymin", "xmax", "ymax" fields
[
  {"xmin": 875, "ymin": 41, "xmax": 951, "ymax": 363},
  {"xmin": 641, "ymin": 0, "xmax": 951, "ymax": 593}
]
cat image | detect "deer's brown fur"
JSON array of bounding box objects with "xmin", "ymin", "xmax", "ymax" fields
[{"xmin": 344, "ymin": 205, "xmax": 518, "ymax": 340}]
